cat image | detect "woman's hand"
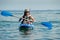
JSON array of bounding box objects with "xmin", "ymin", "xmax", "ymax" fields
[
  {"xmin": 26, "ymin": 20, "xmax": 32, "ymax": 24},
  {"xmin": 27, "ymin": 21, "xmax": 31, "ymax": 24}
]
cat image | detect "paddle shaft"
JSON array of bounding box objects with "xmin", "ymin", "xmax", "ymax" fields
[{"xmin": 12, "ymin": 15, "xmax": 20, "ymax": 18}]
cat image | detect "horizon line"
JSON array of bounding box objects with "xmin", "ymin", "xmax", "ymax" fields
[{"xmin": 0, "ymin": 9, "xmax": 60, "ymax": 11}]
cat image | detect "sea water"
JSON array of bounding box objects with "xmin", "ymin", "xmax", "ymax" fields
[{"xmin": 0, "ymin": 10, "xmax": 60, "ymax": 40}]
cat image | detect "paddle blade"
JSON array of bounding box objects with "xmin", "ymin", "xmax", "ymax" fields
[
  {"xmin": 41, "ymin": 22, "xmax": 52, "ymax": 30},
  {"xmin": 1, "ymin": 10, "xmax": 13, "ymax": 16}
]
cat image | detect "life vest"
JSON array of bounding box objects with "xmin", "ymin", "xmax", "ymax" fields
[{"xmin": 21, "ymin": 15, "xmax": 32, "ymax": 24}]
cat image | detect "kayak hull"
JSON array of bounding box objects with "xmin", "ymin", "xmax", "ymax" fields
[{"xmin": 19, "ymin": 24, "xmax": 34, "ymax": 32}]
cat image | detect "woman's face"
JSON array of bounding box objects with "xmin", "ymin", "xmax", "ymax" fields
[
  {"xmin": 26, "ymin": 12, "xmax": 30, "ymax": 16},
  {"xmin": 24, "ymin": 11, "xmax": 30, "ymax": 16}
]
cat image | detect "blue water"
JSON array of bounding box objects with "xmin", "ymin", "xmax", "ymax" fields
[{"xmin": 0, "ymin": 10, "xmax": 60, "ymax": 40}]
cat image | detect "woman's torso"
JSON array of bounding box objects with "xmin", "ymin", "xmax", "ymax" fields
[{"xmin": 21, "ymin": 15, "xmax": 32, "ymax": 24}]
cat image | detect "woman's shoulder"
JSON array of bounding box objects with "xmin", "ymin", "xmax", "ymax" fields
[
  {"xmin": 29, "ymin": 15, "xmax": 33, "ymax": 18},
  {"xmin": 29, "ymin": 15, "xmax": 32, "ymax": 16}
]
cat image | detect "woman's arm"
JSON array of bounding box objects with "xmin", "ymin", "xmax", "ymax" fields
[
  {"xmin": 19, "ymin": 18, "xmax": 22, "ymax": 22},
  {"xmin": 30, "ymin": 16, "xmax": 35, "ymax": 22},
  {"xmin": 19, "ymin": 15, "xmax": 24, "ymax": 22}
]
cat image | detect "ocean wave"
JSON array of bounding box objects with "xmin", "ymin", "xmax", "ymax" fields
[
  {"xmin": 56, "ymin": 13, "xmax": 60, "ymax": 14},
  {"xmin": 0, "ymin": 21, "xmax": 19, "ymax": 23},
  {"xmin": 49, "ymin": 21, "xmax": 60, "ymax": 23}
]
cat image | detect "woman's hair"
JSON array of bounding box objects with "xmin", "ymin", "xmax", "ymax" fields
[{"xmin": 23, "ymin": 9, "xmax": 30, "ymax": 18}]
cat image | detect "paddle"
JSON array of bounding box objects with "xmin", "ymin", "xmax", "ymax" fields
[
  {"xmin": 1, "ymin": 10, "xmax": 52, "ymax": 30},
  {"xmin": 41, "ymin": 22, "xmax": 52, "ymax": 30},
  {"xmin": 1, "ymin": 10, "xmax": 19, "ymax": 18}
]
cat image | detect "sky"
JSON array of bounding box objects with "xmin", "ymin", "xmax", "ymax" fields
[{"xmin": 0, "ymin": 0, "xmax": 60, "ymax": 10}]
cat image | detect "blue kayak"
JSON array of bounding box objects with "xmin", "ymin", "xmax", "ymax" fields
[{"xmin": 19, "ymin": 24, "xmax": 34, "ymax": 31}]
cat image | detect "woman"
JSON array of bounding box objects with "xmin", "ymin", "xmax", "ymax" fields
[
  {"xmin": 19, "ymin": 9, "xmax": 34, "ymax": 24},
  {"xmin": 19, "ymin": 9, "xmax": 34, "ymax": 34}
]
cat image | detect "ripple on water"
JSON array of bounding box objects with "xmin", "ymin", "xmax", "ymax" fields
[
  {"xmin": 55, "ymin": 38, "xmax": 60, "ymax": 40},
  {"xmin": 41, "ymin": 38, "xmax": 53, "ymax": 40},
  {"xmin": 0, "ymin": 12, "xmax": 60, "ymax": 40}
]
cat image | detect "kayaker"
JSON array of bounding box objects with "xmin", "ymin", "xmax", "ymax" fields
[{"xmin": 19, "ymin": 9, "xmax": 34, "ymax": 24}]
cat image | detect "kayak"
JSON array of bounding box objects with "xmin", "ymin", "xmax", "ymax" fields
[{"xmin": 19, "ymin": 24, "xmax": 34, "ymax": 32}]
